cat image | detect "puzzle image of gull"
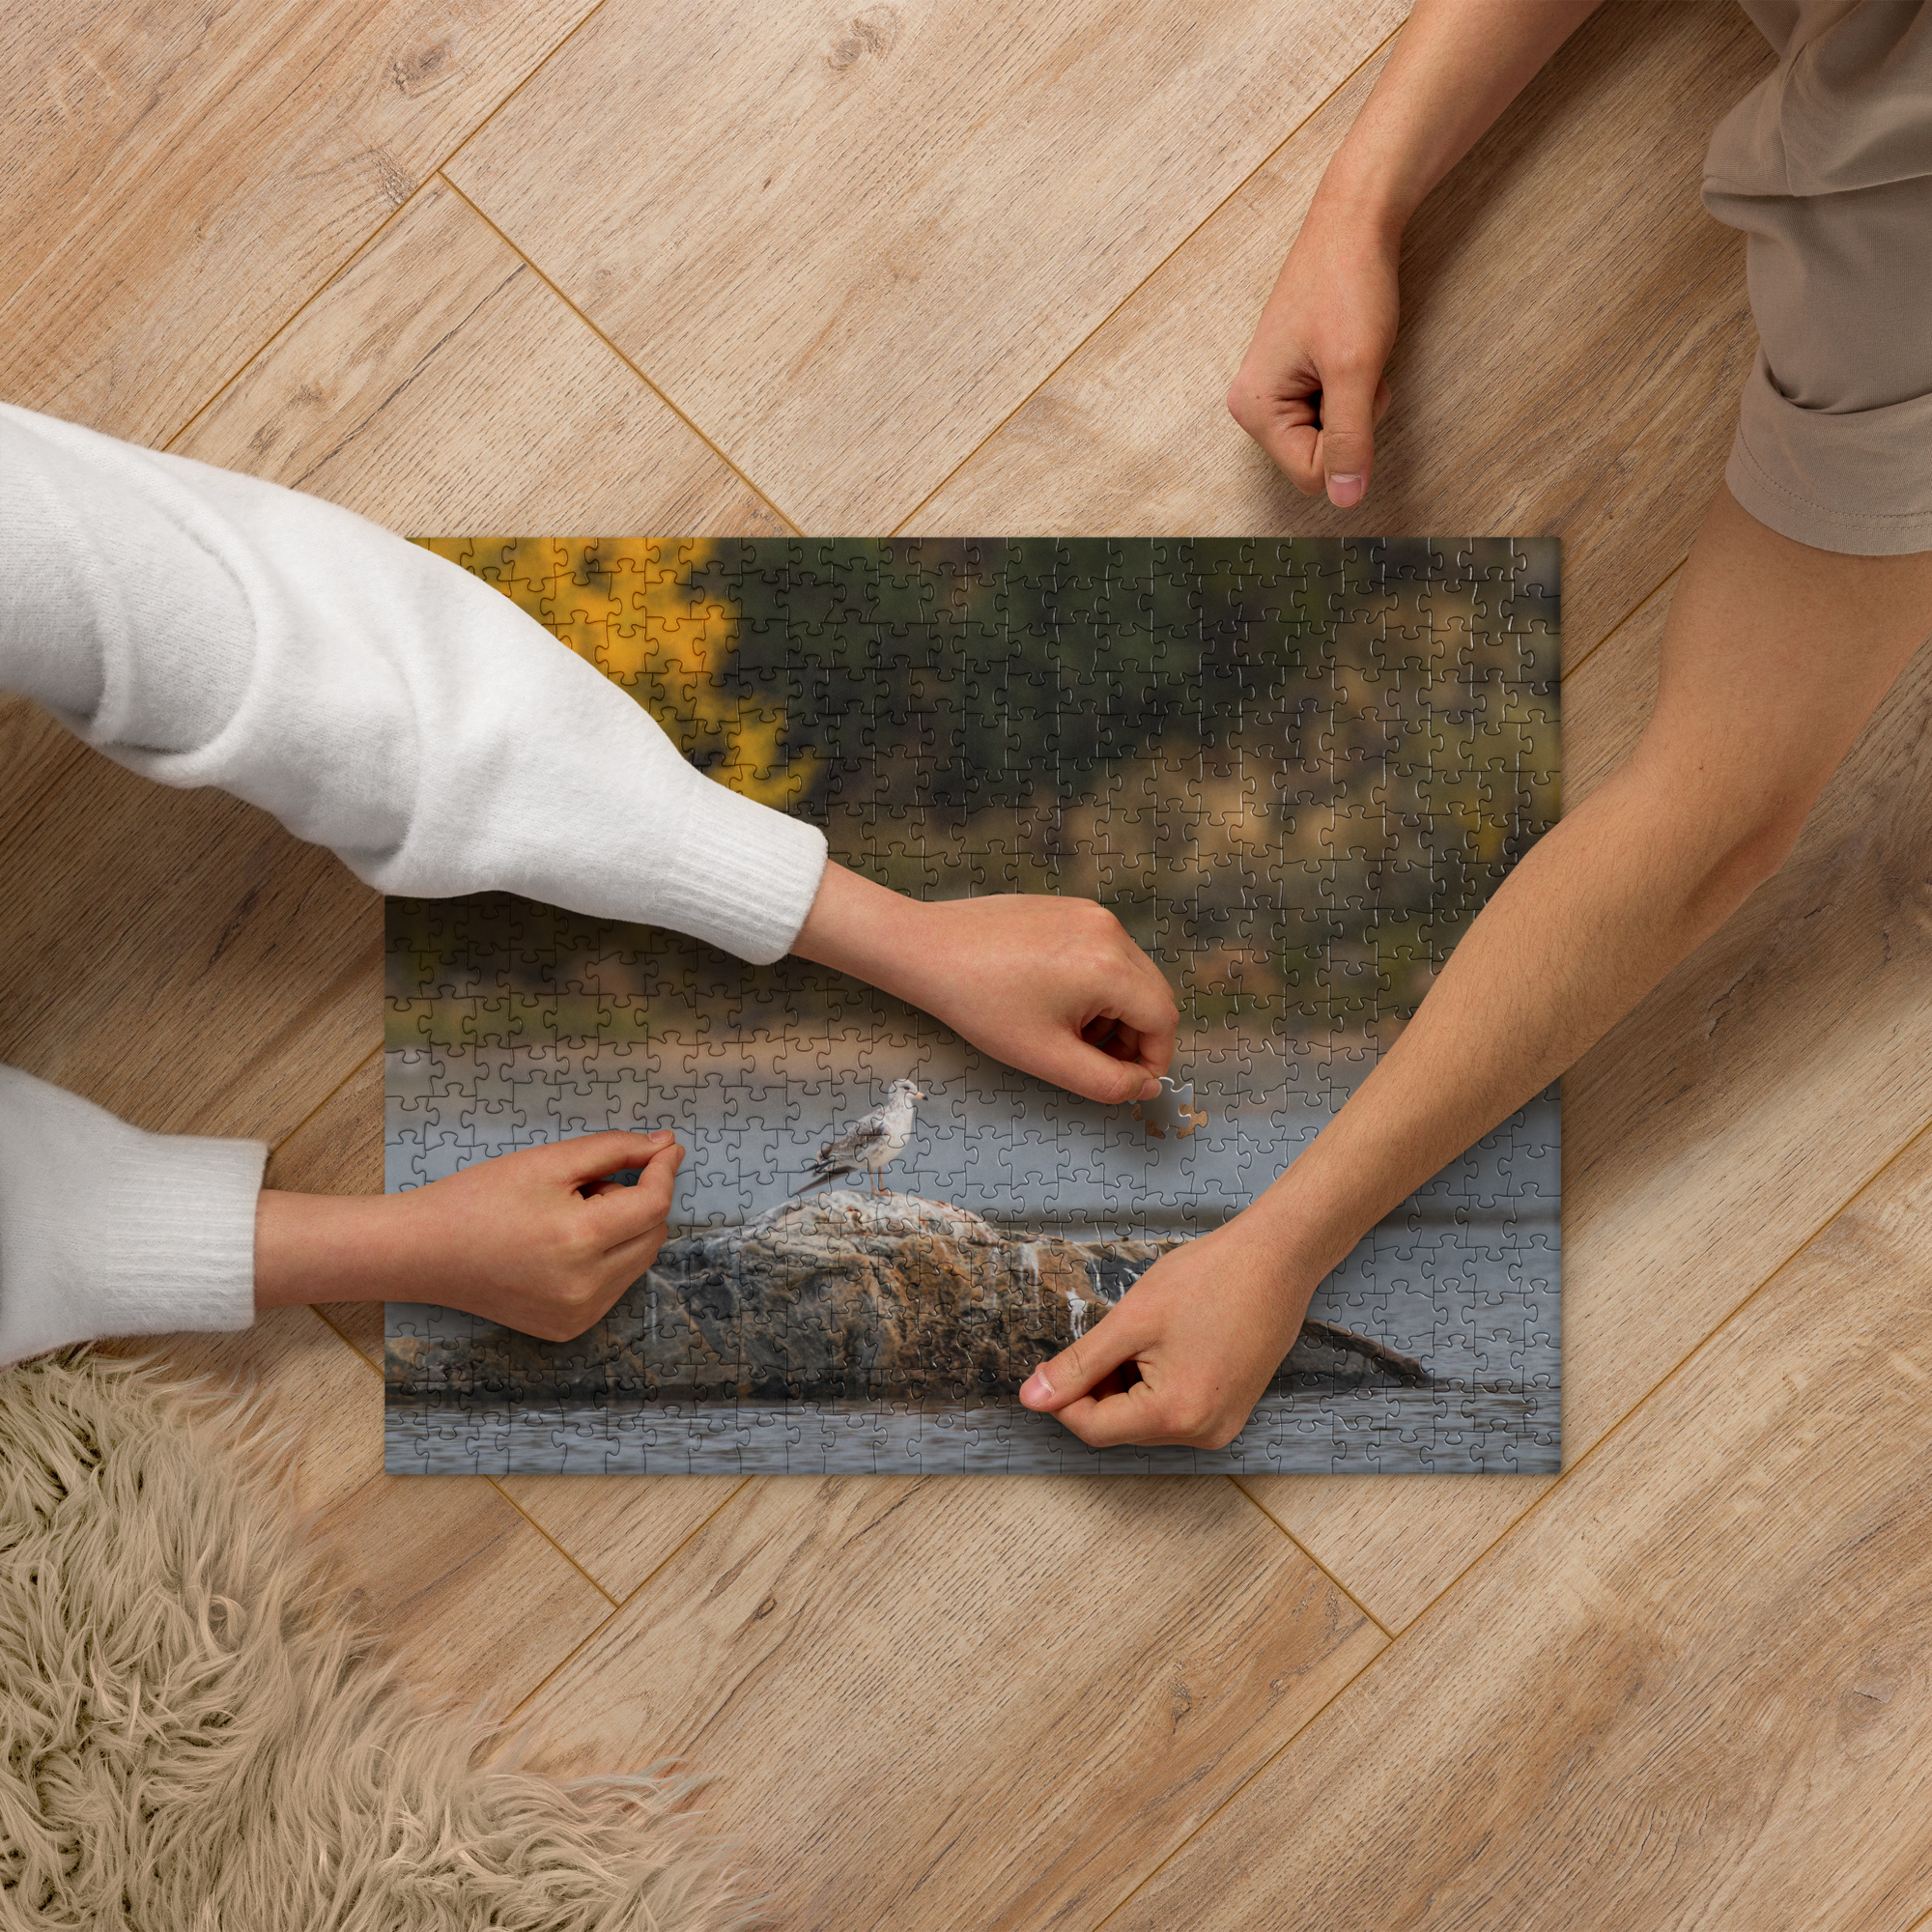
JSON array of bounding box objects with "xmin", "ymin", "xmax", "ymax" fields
[{"xmin": 386, "ymin": 537, "xmax": 1560, "ymax": 1476}]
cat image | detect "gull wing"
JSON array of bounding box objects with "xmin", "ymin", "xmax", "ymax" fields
[{"xmin": 806, "ymin": 1107, "xmax": 890, "ymax": 1178}]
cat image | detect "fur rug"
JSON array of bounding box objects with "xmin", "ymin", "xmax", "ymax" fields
[{"xmin": 0, "ymin": 1350, "xmax": 755, "ymax": 1930}]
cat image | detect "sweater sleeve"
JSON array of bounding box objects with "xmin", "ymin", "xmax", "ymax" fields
[
  {"xmin": 0, "ymin": 1067, "xmax": 264, "ymax": 1364},
  {"xmin": 0, "ymin": 403, "xmax": 831, "ymax": 1364},
  {"xmin": 0, "ymin": 404, "xmax": 829, "ymax": 959}
]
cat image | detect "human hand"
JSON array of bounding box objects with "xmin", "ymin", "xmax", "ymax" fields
[
  {"xmin": 255, "ymin": 1129, "xmax": 684, "ymax": 1341},
  {"xmin": 896, "ymin": 894, "xmax": 1179, "ymax": 1103},
  {"xmin": 1015, "ymin": 1220, "xmax": 1312, "ymax": 1448},
  {"xmin": 1225, "ymin": 190, "xmax": 1399, "ymax": 508},
  {"xmin": 792, "ymin": 866, "xmax": 1179, "ymax": 1104}
]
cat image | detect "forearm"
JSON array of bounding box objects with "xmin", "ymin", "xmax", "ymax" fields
[
  {"xmin": 1239, "ymin": 487, "xmax": 1932, "ymax": 1296},
  {"xmin": 1014, "ymin": 709, "xmax": 1802, "ymax": 1449},
  {"xmin": 254, "ymin": 1192, "xmax": 398, "ymax": 1309},
  {"xmin": 1240, "ymin": 763, "xmax": 1765, "ymax": 1288},
  {"xmin": 790, "ymin": 864, "xmax": 935, "ymax": 998},
  {"xmin": 1320, "ymin": 0, "xmax": 1606, "ymax": 235}
]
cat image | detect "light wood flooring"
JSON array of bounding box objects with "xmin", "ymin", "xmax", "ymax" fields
[{"xmin": 8, "ymin": 3, "xmax": 1932, "ymax": 1923}]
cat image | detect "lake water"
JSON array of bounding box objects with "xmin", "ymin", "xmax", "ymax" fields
[
  {"xmin": 387, "ymin": 1045, "xmax": 1561, "ymax": 1476},
  {"xmin": 385, "ymin": 1380, "xmax": 1553, "ymax": 1478}
]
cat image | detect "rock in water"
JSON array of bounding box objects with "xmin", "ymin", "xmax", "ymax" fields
[{"xmin": 387, "ymin": 1191, "xmax": 1427, "ymax": 1405}]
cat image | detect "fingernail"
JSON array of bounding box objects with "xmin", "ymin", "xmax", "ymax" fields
[
  {"xmin": 1020, "ymin": 1368, "xmax": 1054, "ymax": 1406},
  {"xmin": 1327, "ymin": 474, "xmax": 1364, "ymax": 508},
  {"xmin": 1140, "ymin": 1074, "xmax": 1161, "ymax": 1101}
]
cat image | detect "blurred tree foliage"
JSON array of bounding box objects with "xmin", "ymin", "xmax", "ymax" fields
[{"xmin": 397, "ymin": 537, "xmax": 1557, "ymax": 1041}]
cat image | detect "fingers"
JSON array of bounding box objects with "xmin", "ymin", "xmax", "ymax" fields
[
  {"xmin": 1039, "ymin": 1368, "xmax": 1242, "ymax": 1451},
  {"xmin": 1019, "ymin": 1306, "xmax": 1148, "ymax": 1412},
  {"xmin": 1055, "ymin": 989, "xmax": 1178, "ymax": 1104},
  {"xmin": 1246, "ymin": 399, "xmax": 1325, "ymax": 498},
  {"xmin": 1054, "ymin": 1379, "xmax": 1176, "ymax": 1449},
  {"xmin": 540, "ymin": 1127, "xmax": 677, "ymax": 1186},
  {"xmin": 1122, "ymin": 995, "xmax": 1177, "ymax": 1086},
  {"xmin": 1027, "ymin": 1025, "xmax": 1174, "ymax": 1105},
  {"xmin": 604, "ymin": 1212, "xmax": 673, "ymax": 1280},
  {"xmin": 587, "ymin": 1141, "xmax": 683, "ymax": 1249},
  {"xmin": 1225, "ymin": 361, "xmax": 1320, "ymax": 493},
  {"xmin": 1058, "ymin": 930, "xmax": 1178, "ymax": 1100},
  {"xmin": 1314, "ymin": 365, "xmax": 1385, "ymax": 509},
  {"xmin": 1106, "ymin": 953, "xmax": 1180, "ymax": 1064},
  {"xmin": 1033, "ymin": 1036, "xmax": 1162, "ymax": 1106},
  {"xmin": 1020, "ymin": 1321, "xmax": 1223, "ymax": 1449}
]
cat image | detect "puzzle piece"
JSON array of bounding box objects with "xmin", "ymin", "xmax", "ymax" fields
[
  {"xmin": 1132, "ymin": 1075, "xmax": 1208, "ymax": 1142},
  {"xmin": 385, "ymin": 538, "xmax": 1562, "ymax": 1477}
]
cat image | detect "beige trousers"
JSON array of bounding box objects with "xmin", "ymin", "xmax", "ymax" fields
[{"xmin": 1703, "ymin": 0, "xmax": 1932, "ymax": 554}]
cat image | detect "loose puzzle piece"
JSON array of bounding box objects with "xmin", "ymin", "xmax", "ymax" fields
[
  {"xmin": 384, "ymin": 538, "xmax": 1561, "ymax": 1476},
  {"xmin": 1131, "ymin": 1075, "xmax": 1207, "ymax": 1143}
]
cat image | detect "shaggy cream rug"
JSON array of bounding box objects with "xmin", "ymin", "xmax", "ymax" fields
[{"xmin": 0, "ymin": 1350, "xmax": 755, "ymax": 1930}]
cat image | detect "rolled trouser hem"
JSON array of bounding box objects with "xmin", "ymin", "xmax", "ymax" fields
[
  {"xmin": 1727, "ymin": 438, "xmax": 1932, "ymax": 556},
  {"xmin": 1722, "ymin": 356, "xmax": 1932, "ymax": 558}
]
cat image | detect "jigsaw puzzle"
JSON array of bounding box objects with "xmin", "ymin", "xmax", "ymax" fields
[{"xmin": 385, "ymin": 537, "xmax": 1560, "ymax": 1475}]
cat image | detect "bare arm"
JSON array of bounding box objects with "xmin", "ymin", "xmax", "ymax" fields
[
  {"xmin": 1226, "ymin": 0, "xmax": 1605, "ymax": 504},
  {"xmin": 1026, "ymin": 1, "xmax": 1932, "ymax": 1443},
  {"xmin": 1024, "ymin": 492, "xmax": 1932, "ymax": 1448},
  {"xmin": 793, "ymin": 866, "xmax": 1178, "ymax": 1105}
]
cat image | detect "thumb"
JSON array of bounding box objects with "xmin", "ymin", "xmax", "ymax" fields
[
  {"xmin": 545, "ymin": 1128, "xmax": 677, "ymax": 1187},
  {"xmin": 1019, "ymin": 1304, "xmax": 1146, "ymax": 1412},
  {"xmin": 1317, "ymin": 366, "xmax": 1384, "ymax": 509}
]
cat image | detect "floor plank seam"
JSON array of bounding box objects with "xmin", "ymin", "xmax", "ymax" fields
[
  {"xmin": 606, "ymin": 1475, "xmax": 759, "ymax": 1614},
  {"xmin": 493, "ymin": 1596, "xmax": 625, "ymax": 1740},
  {"xmin": 1354, "ymin": 1102, "xmax": 1932, "ymax": 1639},
  {"xmin": 1563, "ymin": 556, "xmax": 1685, "ymax": 685},
  {"xmin": 305, "ymin": 1303, "xmax": 382, "ymax": 1374},
  {"xmin": 268, "ymin": 1039, "xmax": 384, "ymax": 1162},
  {"xmin": 159, "ymin": 173, "xmax": 469, "ymax": 458},
  {"xmin": 485, "ymin": 1477, "xmax": 622, "ymax": 1608},
  {"xmin": 1226, "ymin": 1476, "xmax": 1394, "ymax": 1640},
  {"xmin": 886, "ymin": 18, "xmax": 1408, "ymax": 538},
  {"xmin": 499, "ymin": 1475, "xmax": 758, "ymax": 1727},
  {"xmin": 438, "ymin": 1, "xmax": 613, "ymax": 186},
  {"xmin": 436, "ymin": 176, "xmax": 807, "ymax": 537},
  {"xmin": 160, "ymin": 3, "xmax": 612, "ymax": 459},
  {"xmin": 1079, "ymin": 1108, "xmax": 1932, "ymax": 1923}
]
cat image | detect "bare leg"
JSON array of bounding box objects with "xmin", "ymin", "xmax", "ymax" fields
[{"xmin": 1026, "ymin": 487, "xmax": 1932, "ymax": 1446}]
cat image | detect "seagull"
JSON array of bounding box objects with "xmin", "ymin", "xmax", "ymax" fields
[{"xmin": 793, "ymin": 1078, "xmax": 926, "ymax": 1196}]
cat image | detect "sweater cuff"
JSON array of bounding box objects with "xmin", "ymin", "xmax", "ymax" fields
[
  {"xmin": 651, "ymin": 774, "xmax": 831, "ymax": 964},
  {"xmin": 91, "ymin": 1130, "xmax": 266, "ymax": 1341},
  {"xmin": 0, "ymin": 1065, "xmax": 266, "ymax": 1361}
]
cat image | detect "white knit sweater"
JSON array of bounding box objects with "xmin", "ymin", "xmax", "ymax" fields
[{"xmin": 0, "ymin": 405, "xmax": 829, "ymax": 1363}]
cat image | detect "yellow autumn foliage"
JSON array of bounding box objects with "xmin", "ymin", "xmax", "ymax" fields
[{"xmin": 415, "ymin": 536, "xmax": 812, "ymax": 811}]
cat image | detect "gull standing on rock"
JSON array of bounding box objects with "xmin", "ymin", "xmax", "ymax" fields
[{"xmin": 794, "ymin": 1078, "xmax": 926, "ymax": 1196}]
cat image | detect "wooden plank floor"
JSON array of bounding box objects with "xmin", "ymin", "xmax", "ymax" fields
[{"xmin": 8, "ymin": 3, "xmax": 1930, "ymax": 1923}]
